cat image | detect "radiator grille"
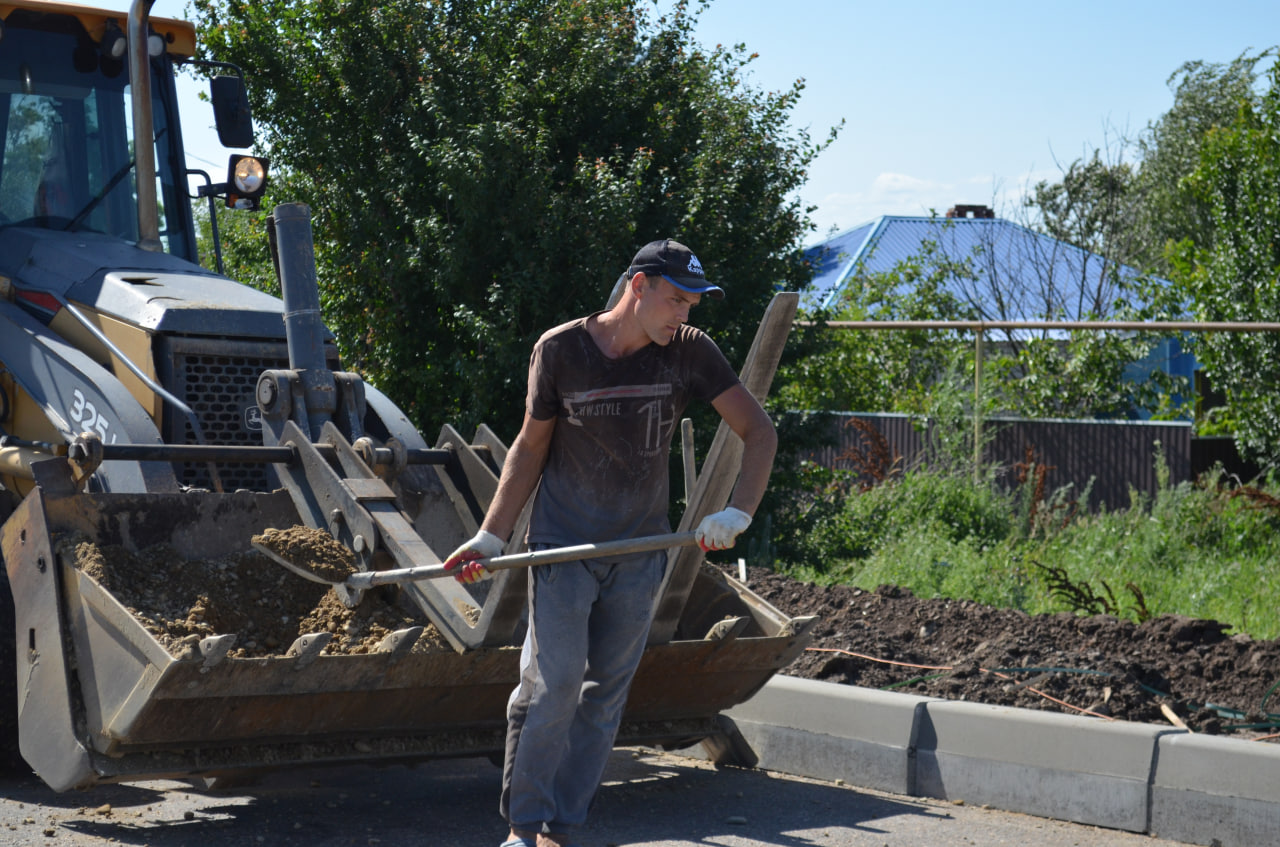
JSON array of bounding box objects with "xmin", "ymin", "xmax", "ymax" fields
[
  {"xmin": 159, "ymin": 337, "xmax": 342, "ymax": 492},
  {"xmin": 174, "ymin": 350, "xmax": 289, "ymax": 491}
]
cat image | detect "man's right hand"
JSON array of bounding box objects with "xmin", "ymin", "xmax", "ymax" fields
[
  {"xmin": 695, "ymin": 507, "xmax": 752, "ymax": 552},
  {"xmin": 442, "ymin": 530, "xmax": 505, "ymax": 584}
]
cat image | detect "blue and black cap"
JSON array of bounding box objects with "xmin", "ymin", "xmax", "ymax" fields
[{"xmin": 627, "ymin": 239, "xmax": 724, "ymax": 299}]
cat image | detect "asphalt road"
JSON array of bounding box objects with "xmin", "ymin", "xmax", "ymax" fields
[{"xmin": 0, "ymin": 748, "xmax": 1195, "ymax": 847}]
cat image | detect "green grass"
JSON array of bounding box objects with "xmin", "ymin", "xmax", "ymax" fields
[{"xmin": 775, "ymin": 463, "xmax": 1280, "ymax": 640}]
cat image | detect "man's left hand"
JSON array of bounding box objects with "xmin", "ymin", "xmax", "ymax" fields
[{"xmin": 695, "ymin": 507, "xmax": 752, "ymax": 551}]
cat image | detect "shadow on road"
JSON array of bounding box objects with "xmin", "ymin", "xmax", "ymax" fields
[{"xmin": 0, "ymin": 749, "xmax": 942, "ymax": 846}]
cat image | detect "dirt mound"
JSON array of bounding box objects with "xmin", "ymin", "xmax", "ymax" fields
[
  {"xmin": 67, "ymin": 535, "xmax": 451, "ymax": 658},
  {"xmin": 730, "ymin": 565, "xmax": 1280, "ymax": 737}
]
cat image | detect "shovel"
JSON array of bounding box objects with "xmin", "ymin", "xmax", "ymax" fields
[{"xmin": 255, "ymin": 530, "xmax": 699, "ymax": 590}]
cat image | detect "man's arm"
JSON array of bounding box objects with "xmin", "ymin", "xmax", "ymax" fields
[
  {"xmin": 479, "ymin": 412, "xmax": 556, "ymax": 542},
  {"xmin": 711, "ymin": 383, "xmax": 778, "ymax": 515}
]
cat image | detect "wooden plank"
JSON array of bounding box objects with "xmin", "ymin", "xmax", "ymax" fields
[{"xmin": 647, "ymin": 292, "xmax": 798, "ymax": 644}]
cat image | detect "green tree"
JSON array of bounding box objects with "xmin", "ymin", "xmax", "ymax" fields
[
  {"xmin": 1024, "ymin": 150, "xmax": 1139, "ymax": 282},
  {"xmin": 191, "ymin": 0, "xmax": 831, "ymax": 438},
  {"xmin": 1020, "ymin": 51, "xmax": 1273, "ymax": 279},
  {"xmin": 1132, "ymin": 50, "xmax": 1275, "ymax": 274},
  {"xmin": 1013, "ymin": 51, "xmax": 1277, "ymax": 435},
  {"xmin": 1174, "ymin": 59, "xmax": 1280, "ymax": 465},
  {"xmin": 192, "ymin": 192, "xmax": 278, "ymax": 292},
  {"xmin": 776, "ymin": 235, "xmax": 977, "ymax": 414},
  {"xmin": 0, "ymin": 96, "xmax": 56, "ymax": 220},
  {"xmin": 989, "ymin": 324, "xmax": 1185, "ymax": 421},
  {"xmin": 1013, "ymin": 138, "xmax": 1188, "ymax": 424}
]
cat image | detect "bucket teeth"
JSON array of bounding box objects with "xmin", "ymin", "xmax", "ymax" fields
[
  {"xmin": 198, "ymin": 635, "xmax": 237, "ymax": 671},
  {"xmin": 779, "ymin": 615, "xmax": 819, "ymax": 639},
  {"xmin": 704, "ymin": 616, "xmax": 750, "ymax": 641},
  {"xmin": 376, "ymin": 626, "xmax": 424, "ymax": 657},
  {"xmin": 286, "ymin": 632, "xmax": 331, "ymax": 668}
]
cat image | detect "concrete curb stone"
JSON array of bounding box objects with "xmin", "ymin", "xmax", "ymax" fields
[
  {"xmin": 1150, "ymin": 732, "xmax": 1280, "ymax": 846},
  {"xmin": 915, "ymin": 698, "xmax": 1175, "ymax": 833},
  {"xmin": 724, "ymin": 676, "xmax": 932, "ymax": 795},
  {"xmin": 715, "ymin": 674, "xmax": 1280, "ymax": 847}
]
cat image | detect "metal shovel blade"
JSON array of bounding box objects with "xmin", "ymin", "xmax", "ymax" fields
[{"xmin": 251, "ymin": 539, "xmax": 351, "ymax": 586}]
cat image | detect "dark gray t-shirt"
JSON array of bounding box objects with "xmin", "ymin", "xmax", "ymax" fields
[{"xmin": 525, "ymin": 314, "xmax": 740, "ymax": 549}]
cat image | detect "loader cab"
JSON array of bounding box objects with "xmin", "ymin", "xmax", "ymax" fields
[{"xmin": 0, "ymin": 4, "xmax": 199, "ymax": 260}]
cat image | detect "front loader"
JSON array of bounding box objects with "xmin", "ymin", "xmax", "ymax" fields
[{"xmin": 0, "ymin": 0, "xmax": 815, "ymax": 791}]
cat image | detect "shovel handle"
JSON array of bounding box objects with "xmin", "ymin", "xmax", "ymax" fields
[{"xmin": 348, "ymin": 531, "xmax": 699, "ymax": 588}]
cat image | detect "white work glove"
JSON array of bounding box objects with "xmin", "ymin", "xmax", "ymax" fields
[
  {"xmin": 442, "ymin": 530, "xmax": 505, "ymax": 584},
  {"xmin": 695, "ymin": 507, "xmax": 752, "ymax": 552}
]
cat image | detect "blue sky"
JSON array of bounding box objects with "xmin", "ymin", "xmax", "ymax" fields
[{"xmin": 153, "ymin": 0, "xmax": 1280, "ymax": 243}]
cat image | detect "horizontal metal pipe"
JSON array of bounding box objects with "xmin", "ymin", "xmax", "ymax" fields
[
  {"xmin": 91, "ymin": 444, "xmax": 453, "ymax": 466},
  {"xmin": 800, "ymin": 319, "xmax": 1280, "ymax": 332}
]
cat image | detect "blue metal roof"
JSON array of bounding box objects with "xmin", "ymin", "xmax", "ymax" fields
[{"xmin": 801, "ymin": 215, "xmax": 1145, "ymax": 318}]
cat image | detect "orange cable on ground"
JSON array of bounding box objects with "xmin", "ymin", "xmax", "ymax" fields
[
  {"xmin": 981, "ymin": 668, "xmax": 1116, "ymax": 721},
  {"xmin": 805, "ymin": 646, "xmax": 1115, "ymax": 720},
  {"xmin": 805, "ymin": 646, "xmax": 952, "ymax": 672}
]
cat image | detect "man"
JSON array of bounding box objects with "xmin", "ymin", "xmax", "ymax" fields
[{"xmin": 444, "ymin": 238, "xmax": 777, "ymax": 847}]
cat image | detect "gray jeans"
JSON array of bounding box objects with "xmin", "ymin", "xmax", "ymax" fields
[{"xmin": 500, "ymin": 550, "xmax": 667, "ymax": 834}]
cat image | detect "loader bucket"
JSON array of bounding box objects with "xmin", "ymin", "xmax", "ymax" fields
[{"xmin": 1, "ymin": 484, "xmax": 815, "ymax": 791}]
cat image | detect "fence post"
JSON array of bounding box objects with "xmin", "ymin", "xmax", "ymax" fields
[{"xmin": 973, "ymin": 329, "xmax": 984, "ymax": 482}]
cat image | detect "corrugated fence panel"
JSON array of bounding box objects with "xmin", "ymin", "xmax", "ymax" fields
[
  {"xmin": 983, "ymin": 417, "xmax": 1191, "ymax": 511},
  {"xmin": 808, "ymin": 413, "xmax": 1194, "ymax": 512},
  {"xmin": 808, "ymin": 413, "xmax": 923, "ymax": 477}
]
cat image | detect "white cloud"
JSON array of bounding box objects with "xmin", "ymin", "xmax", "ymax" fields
[
  {"xmin": 801, "ymin": 166, "xmax": 1074, "ymax": 238},
  {"xmin": 801, "ymin": 172, "xmax": 954, "ymax": 237},
  {"xmin": 869, "ymin": 172, "xmax": 947, "ymax": 198}
]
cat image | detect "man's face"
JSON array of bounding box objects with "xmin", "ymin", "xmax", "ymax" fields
[{"xmin": 637, "ymin": 274, "xmax": 701, "ymax": 345}]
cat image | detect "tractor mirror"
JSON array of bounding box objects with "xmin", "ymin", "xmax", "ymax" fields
[{"xmin": 211, "ymin": 75, "xmax": 254, "ymax": 149}]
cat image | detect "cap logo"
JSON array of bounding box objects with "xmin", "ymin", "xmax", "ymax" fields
[{"xmin": 687, "ymin": 254, "xmax": 704, "ymax": 277}]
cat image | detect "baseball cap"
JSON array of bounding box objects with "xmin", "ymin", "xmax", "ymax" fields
[{"xmin": 627, "ymin": 239, "xmax": 725, "ymax": 299}]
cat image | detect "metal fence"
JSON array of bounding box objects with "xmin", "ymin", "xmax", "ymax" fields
[
  {"xmin": 803, "ymin": 412, "xmax": 1211, "ymax": 512},
  {"xmin": 802, "ymin": 318, "xmax": 1280, "ymax": 485},
  {"xmin": 788, "ymin": 319, "xmax": 1278, "ymax": 509}
]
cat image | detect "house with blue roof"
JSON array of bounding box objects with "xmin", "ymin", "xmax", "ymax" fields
[
  {"xmin": 803, "ymin": 204, "xmax": 1136, "ymax": 318},
  {"xmin": 800, "ymin": 204, "xmax": 1197, "ymax": 418}
]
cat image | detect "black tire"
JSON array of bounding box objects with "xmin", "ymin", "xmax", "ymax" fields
[
  {"xmin": 0, "ymin": 490, "xmax": 24, "ymax": 772},
  {"xmin": 0, "ymin": 559, "xmax": 21, "ymax": 772}
]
